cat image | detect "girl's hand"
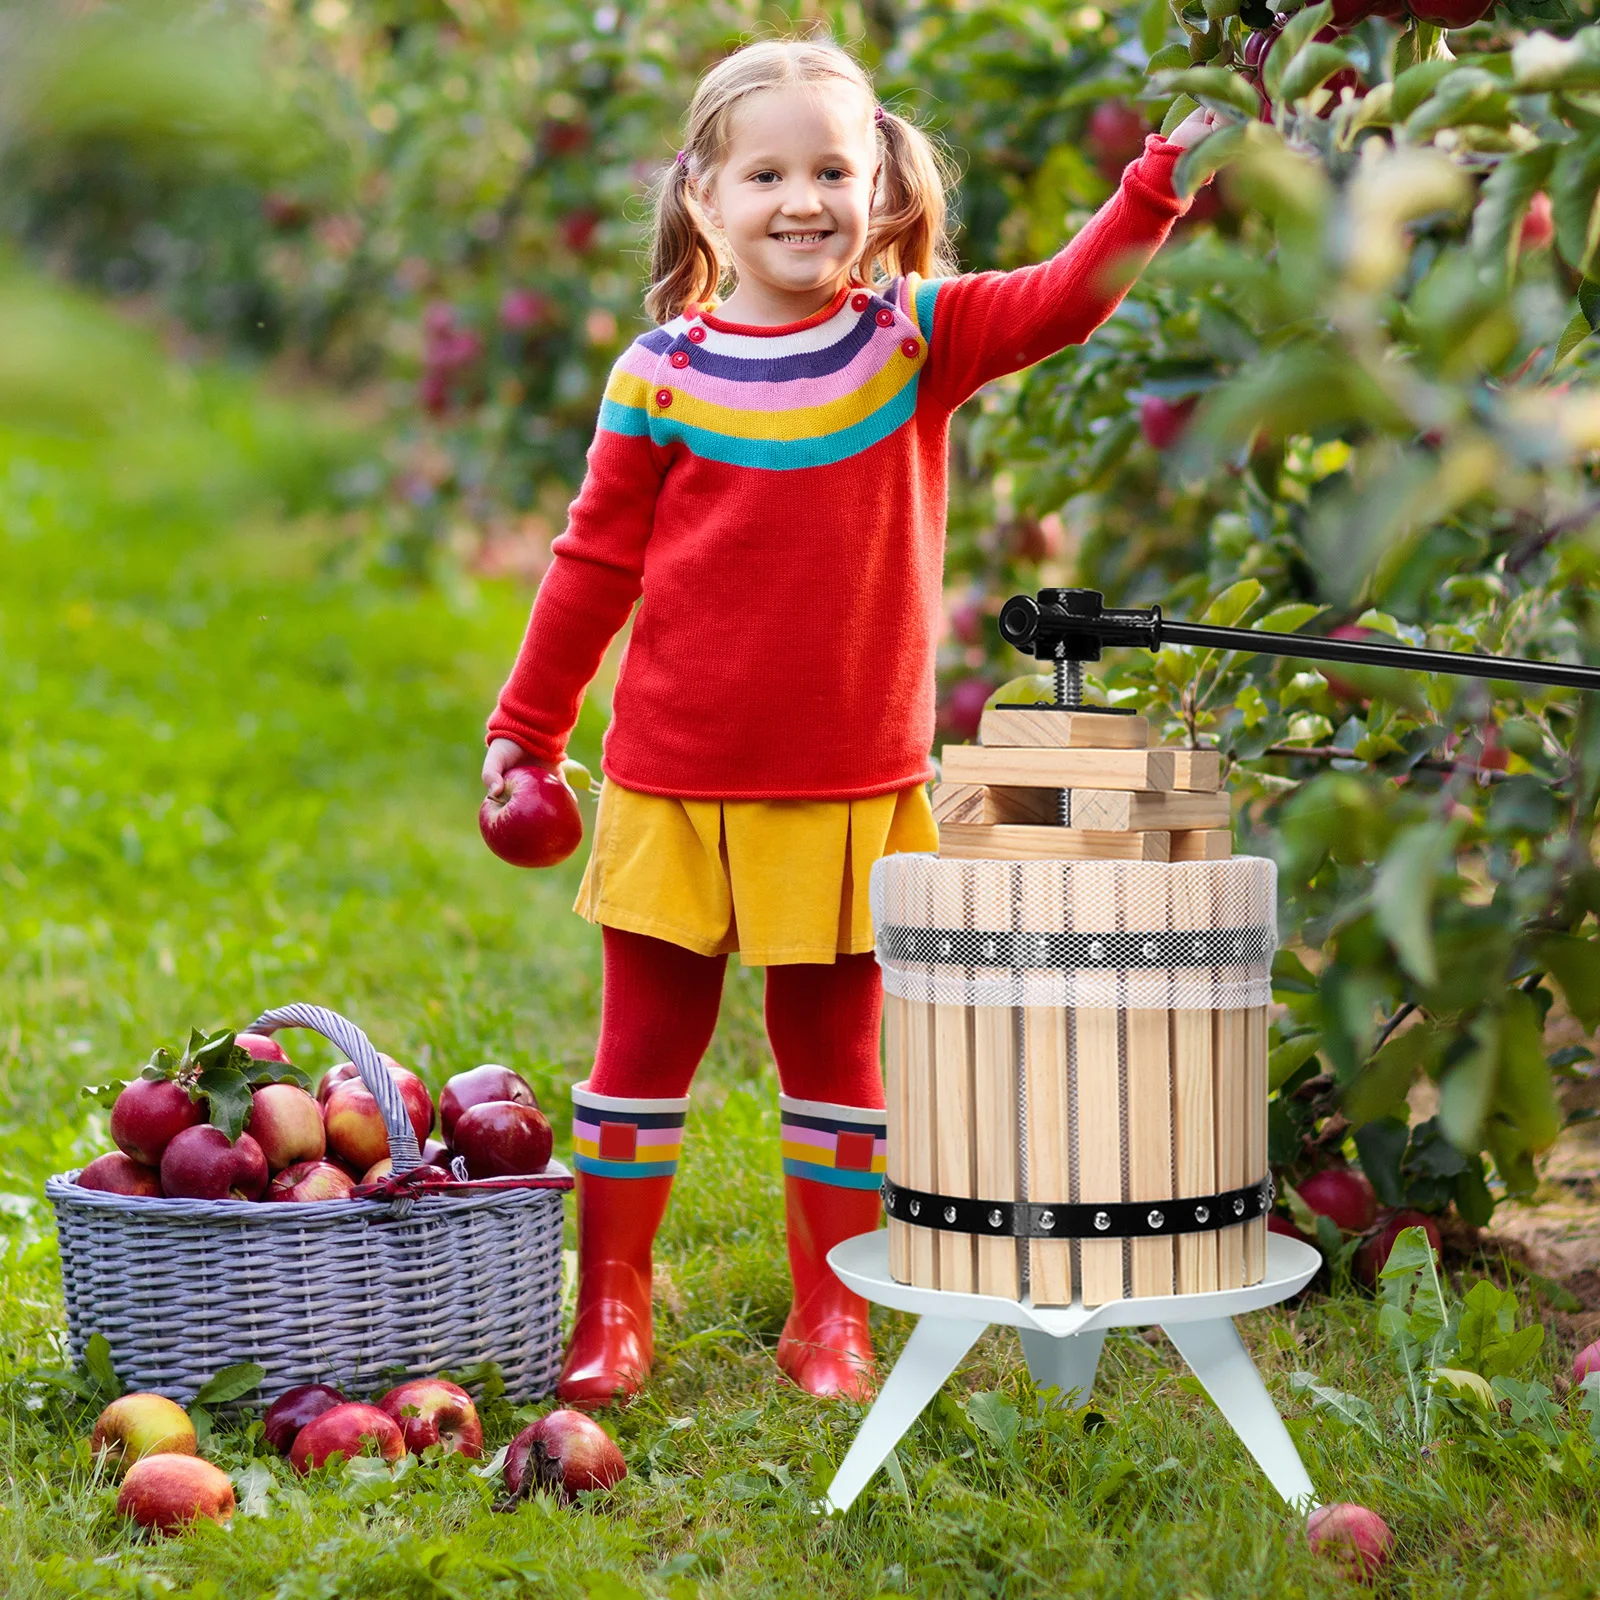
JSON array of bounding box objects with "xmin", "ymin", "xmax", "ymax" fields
[
  {"xmin": 483, "ymin": 737, "xmax": 532, "ymax": 797},
  {"xmin": 1166, "ymin": 106, "xmax": 1220, "ymax": 149}
]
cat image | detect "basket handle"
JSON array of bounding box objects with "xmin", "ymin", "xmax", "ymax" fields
[{"xmin": 245, "ymin": 1004, "xmax": 422, "ymax": 1174}]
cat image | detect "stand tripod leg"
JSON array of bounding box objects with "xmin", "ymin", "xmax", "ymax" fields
[
  {"xmin": 1018, "ymin": 1327, "xmax": 1105, "ymax": 1409},
  {"xmin": 822, "ymin": 1316, "xmax": 987, "ymax": 1515},
  {"xmin": 1160, "ymin": 1317, "xmax": 1317, "ymax": 1510}
]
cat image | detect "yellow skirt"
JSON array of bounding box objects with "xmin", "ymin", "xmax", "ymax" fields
[{"xmin": 574, "ymin": 780, "xmax": 938, "ymax": 965}]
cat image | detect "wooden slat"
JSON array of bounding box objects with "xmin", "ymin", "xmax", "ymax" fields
[
  {"xmin": 1123, "ymin": 862, "xmax": 1175, "ymax": 1298},
  {"xmin": 944, "ymin": 745, "xmax": 1176, "ymax": 793},
  {"xmin": 1154, "ymin": 748, "xmax": 1223, "ymax": 792},
  {"xmin": 906, "ymin": 991, "xmax": 939, "ymax": 1291},
  {"xmin": 1064, "ymin": 790, "xmax": 1231, "ymax": 833},
  {"xmin": 1019, "ymin": 865, "xmax": 1072, "ymax": 1307},
  {"xmin": 1171, "ymin": 869, "xmax": 1218, "ymax": 1295},
  {"xmin": 1168, "ymin": 829, "xmax": 1233, "ymax": 862},
  {"xmin": 931, "ymin": 867, "xmax": 976, "ymax": 1295},
  {"xmin": 979, "ymin": 707, "xmax": 1149, "ymax": 750},
  {"xmin": 972, "ymin": 863, "xmax": 1022, "ymax": 1299},
  {"xmin": 1215, "ymin": 1007, "xmax": 1248, "ymax": 1290},
  {"xmin": 884, "ymin": 989, "xmax": 912, "ymax": 1285},
  {"xmin": 1072, "ymin": 860, "xmax": 1125, "ymax": 1306},
  {"xmin": 930, "ymin": 782, "xmax": 1057, "ymax": 827},
  {"xmin": 1245, "ymin": 1003, "xmax": 1268, "ymax": 1285},
  {"xmin": 939, "ymin": 825, "xmax": 1171, "ymax": 862}
]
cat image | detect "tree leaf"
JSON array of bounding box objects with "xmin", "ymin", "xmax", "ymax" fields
[
  {"xmin": 1174, "ymin": 120, "xmax": 1252, "ymax": 199},
  {"xmin": 1371, "ymin": 820, "xmax": 1458, "ymax": 985},
  {"xmin": 1554, "ymin": 306, "xmax": 1594, "ymax": 366},
  {"xmin": 1353, "ymin": 1117, "xmax": 1411, "ymax": 1207},
  {"xmin": 1552, "ymin": 133, "xmax": 1600, "ymax": 275},
  {"xmin": 1268, "ymin": 1032, "xmax": 1321, "ymax": 1090},
  {"xmin": 1151, "ymin": 67, "xmax": 1261, "ymax": 121},
  {"xmin": 193, "ymin": 1360, "xmax": 266, "ymax": 1407},
  {"xmin": 1511, "ymin": 26, "xmax": 1600, "ymax": 92},
  {"xmin": 1200, "ymin": 578, "xmax": 1264, "ymax": 628},
  {"xmin": 1277, "ymin": 43, "xmax": 1356, "ymax": 111},
  {"xmin": 1392, "ymin": 59, "xmax": 1461, "ymax": 122},
  {"xmin": 1263, "ymin": 0, "xmax": 1334, "ymax": 100},
  {"xmin": 1439, "ymin": 1009, "xmax": 1499, "ymax": 1152},
  {"xmin": 84, "ymin": 1333, "xmax": 123, "ymax": 1400},
  {"xmin": 1534, "ymin": 932, "xmax": 1600, "ymax": 1030},
  {"xmin": 1470, "ymin": 147, "xmax": 1559, "ymax": 280},
  {"xmin": 1141, "ymin": 0, "xmax": 1171, "ymax": 56}
]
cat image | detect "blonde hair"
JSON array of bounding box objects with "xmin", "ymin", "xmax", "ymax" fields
[{"xmin": 645, "ymin": 38, "xmax": 958, "ymax": 325}]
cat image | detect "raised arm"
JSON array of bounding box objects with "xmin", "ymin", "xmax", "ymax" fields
[{"xmin": 911, "ymin": 133, "xmax": 1193, "ymax": 414}]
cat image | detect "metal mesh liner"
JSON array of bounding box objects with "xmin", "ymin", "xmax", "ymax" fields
[{"xmin": 872, "ymin": 855, "xmax": 1276, "ymax": 1011}]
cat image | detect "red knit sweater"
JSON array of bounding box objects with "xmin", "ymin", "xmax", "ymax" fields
[{"xmin": 489, "ymin": 136, "xmax": 1188, "ymax": 799}]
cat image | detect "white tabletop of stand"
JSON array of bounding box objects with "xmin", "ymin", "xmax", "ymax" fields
[{"xmin": 822, "ymin": 1230, "xmax": 1322, "ymax": 1516}]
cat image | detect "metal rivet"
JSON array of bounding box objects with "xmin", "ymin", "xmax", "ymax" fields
[
  {"xmin": 944, "ymin": 1205, "xmax": 957, "ymax": 1224},
  {"xmin": 1089, "ymin": 939, "xmax": 1105, "ymax": 961},
  {"xmin": 1148, "ymin": 1209, "xmax": 1165, "ymax": 1229},
  {"xmin": 1037, "ymin": 936, "xmax": 1049, "ymax": 956},
  {"xmin": 909, "ymin": 1199, "xmax": 921, "ymax": 1217},
  {"xmin": 886, "ymin": 1192, "xmax": 896, "ymax": 1211},
  {"xmin": 1038, "ymin": 1209, "xmax": 1055, "ymax": 1231},
  {"xmin": 984, "ymin": 940, "xmax": 997, "ymax": 960},
  {"xmin": 989, "ymin": 1208, "xmax": 1003, "ymax": 1228},
  {"xmin": 1143, "ymin": 940, "xmax": 1157, "ymax": 960},
  {"xmin": 1194, "ymin": 1204, "xmax": 1209, "ymax": 1224},
  {"xmin": 1094, "ymin": 1211, "xmax": 1110, "ymax": 1232},
  {"xmin": 940, "ymin": 937, "xmax": 952, "ymax": 956},
  {"xmin": 1194, "ymin": 938, "xmax": 1204, "ymax": 957},
  {"xmin": 1233, "ymin": 1197, "xmax": 1246, "ymax": 1216}
]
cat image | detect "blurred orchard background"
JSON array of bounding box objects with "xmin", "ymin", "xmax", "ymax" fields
[{"xmin": 8, "ymin": 0, "xmax": 1600, "ymax": 1358}]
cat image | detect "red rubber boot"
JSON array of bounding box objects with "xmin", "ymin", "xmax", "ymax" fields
[
  {"xmin": 775, "ymin": 1095, "xmax": 887, "ymax": 1399},
  {"xmin": 557, "ymin": 1082, "xmax": 688, "ymax": 1408}
]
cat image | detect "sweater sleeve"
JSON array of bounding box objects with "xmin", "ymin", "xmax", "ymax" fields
[
  {"xmin": 486, "ymin": 350, "xmax": 665, "ymax": 763},
  {"xmin": 911, "ymin": 135, "xmax": 1189, "ymax": 414}
]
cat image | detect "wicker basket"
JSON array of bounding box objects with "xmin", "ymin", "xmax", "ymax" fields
[{"xmin": 48, "ymin": 1003, "xmax": 570, "ymax": 1405}]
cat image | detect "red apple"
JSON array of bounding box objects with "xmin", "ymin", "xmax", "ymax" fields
[
  {"xmin": 248, "ymin": 1083, "xmax": 326, "ymax": 1172},
  {"xmin": 77, "ymin": 1152, "xmax": 162, "ymax": 1197},
  {"xmin": 559, "ymin": 208, "xmax": 599, "ymax": 253},
  {"xmin": 1086, "ymin": 101, "xmax": 1148, "ymax": 182},
  {"xmin": 439, "ymin": 1064, "xmax": 539, "ymax": 1144},
  {"xmin": 451, "ymin": 1100, "xmax": 553, "ymax": 1179},
  {"xmin": 1267, "ymin": 1211, "xmax": 1315, "ymax": 1247},
  {"xmin": 940, "ymin": 677, "xmax": 993, "ymax": 742},
  {"xmin": 266, "ymin": 1160, "xmax": 356, "ymax": 1202},
  {"xmin": 377, "ymin": 1378, "xmax": 483, "ymax": 1458},
  {"xmin": 91, "ymin": 1394, "xmax": 197, "ymax": 1473},
  {"xmin": 479, "ymin": 760, "xmax": 583, "ymax": 869},
  {"xmin": 422, "ymin": 1138, "xmax": 453, "ymax": 1168},
  {"xmin": 324, "ymin": 1072, "xmax": 434, "ymax": 1171},
  {"xmin": 316, "ymin": 1051, "xmax": 414, "ymax": 1105},
  {"xmin": 1574, "ymin": 1338, "xmax": 1600, "ymax": 1385},
  {"xmin": 289, "ymin": 1402, "xmax": 405, "ymax": 1474},
  {"xmin": 1520, "ymin": 191, "xmax": 1554, "ymax": 254},
  {"xmin": 504, "ymin": 1409, "xmax": 626, "ymax": 1499},
  {"xmin": 1139, "ymin": 394, "xmax": 1197, "ymax": 450},
  {"xmin": 159, "ymin": 1126, "xmax": 269, "ymax": 1202},
  {"xmin": 109, "ymin": 1078, "xmax": 201, "ymax": 1167},
  {"xmin": 263, "ymin": 1383, "xmax": 347, "ymax": 1454},
  {"xmin": 360, "ymin": 1155, "xmax": 451, "ymax": 1182},
  {"xmin": 1356, "ymin": 1209, "xmax": 1443, "ymax": 1288},
  {"xmin": 1295, "ymin": 1168, "xmax": 1377, "ymax": 1234},
  {"xmin": 1406, "ymin": 0, "xmax": 1493, "ymax": 24},
  {"xmin": 1306, "ymin": 1502, "xmax": 1393, "ymax": 1580},
  {"xmin": 234, "ymin": 1032, "xmax": 291, "ymax": 1065},
  {"xmin": 117, "ymin": 1453, "xmax": 234, "ymax": 1532}
]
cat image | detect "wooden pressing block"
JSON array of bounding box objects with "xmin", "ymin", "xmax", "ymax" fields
[
  {"xmin": 930, "ymin": 782, "xmax": 1057, "ymax": 828},
  {"xmin": 1123, "ymin": 863, "xmax": 1175, "ymax": 1298},
  {"xmin": 979, "ymin": 707, "xmax": 1149, "ymax": 750},
  {"xmin": 1170, "ymin": 870, "xmax": 1219, "ymax": 1296},
  {"xmin": 930, "ymin": 868, "xmax": 977, "ymax": 1295},
  {"xmin": 1065, "ymin": 790, "xmax": 1231, "ymax": 833},
  {"xmin": 1152, "ymin": 748, "xmax": 1223, "ymax": 792},
  {"xmin": 971, "ymin": 862, "xmax": 1022, "ymax": 1300},
  {"xmin": 1168, "ymin": 830, "xmax": 1233, "ymax": 862},
  {"xmin": 944, "ymin": 744, "xmax": 1176, "ymax": 793},
  {"xmin": 938, "ymin": 825, "xmax": 1172, "ymax": 862}
]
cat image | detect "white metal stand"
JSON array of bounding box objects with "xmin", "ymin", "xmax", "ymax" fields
[{"xmin": 822, "ymin": 1231, "xmax": 1321, "ymax": 1516}]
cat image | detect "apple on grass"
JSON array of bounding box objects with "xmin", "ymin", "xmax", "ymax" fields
[
  {"xmin": 451, "ymin": 1100, "xmax": 553, "ymax": 1179},
  {"xmin": 289, "ymin": 1402, "xmax": 405, "ymax": 1474},
  {"xmin": 78, "ymin": 1152, "xmax": 162, "ymax": 1197},
  {"xmin": 267, "ymin": 1160, "xmax": 355, "ymax": 1202},
  {"xmin": 110, "ymin": 1078, "xmax": 202, "ymax": 1167},
  {"xmin": 504, "ymin": 1410, "xmax": 626, "ymax": 1499},
  {"xmin": 479, "ymin": 760, "xmax": 583, "ymax": 869},
  {"xmin": 439, "ymin": 1064, "xmax": 539, "ymax": 1144},
  {"xmin": 377, "ymin": 1379, "xmax": 483, "ymax": 1458},
  {"xmin": 249, "ymin": 1082, "xmax": 325, "ymax": 1171},
  {"xmin": 160, "ymin": 1126, "xmax": 269, "ymax": 1202},
  {"xmin": 91, "ymin": 1394, "xmax": 197, "ymax": 1473},
  {"xmin": 263, "ymin": 1384, "xmax": 348, "ymax": 1454},
  {"xmin": 1307, "ymin": 1503, "xmax": 1393, "ymax": 1580},
  {"xmin": 117, "ymin": 1453, "xmax": 234, "ymax": 1533}
]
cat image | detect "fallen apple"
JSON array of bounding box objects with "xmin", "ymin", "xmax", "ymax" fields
[
  {"xmin": 263, "ymin": 1383, "xmax": 348, "ymax": 1454},
  {"xmin": 1295, "ymin": 1168, "xmax": 1377, "ymax": 1234},
  {"xmin": 160, "ymin": 1126, "xmax": 270, "ymax": 1202},
  {"xmin": 91, "ymin": 1393, "xmax": 197, "ymax": 1474},
  {"xmin": 117, "ymin": 1453, "xmax": 235, "ymax": 1533},
  {"xmin": 110, "ymin": 1078, "xmax": 201, "ymax": 1167},
  {"xmin": 1574, "ymin": 1338, "xmax": 1600, "ymax": 1385},
  {"xmin": 234, "ymin": 1032, "xmax": 292, "ymax": 1065},
  {"xmin": 289, "ymin": 1402, "xmax": 405, "ymax": 1474},
  {"xmin": 77, "ymin": 1152, "xmax": 163, "ymax": 1197},
  {"xmin": 1306, "ymin": 1502, "xmax": 1393, "ymax": 1579},
  {"xmin": 249, "ymin": 1082, "xmax": 326, "ymax": 1171},
  {"xmin": 439, "ymin": 1064, "xmax": 539, "ymax": 1144},
  {"xmin": 503, "ymin": 1409, "xmax": 626, "ymax": 1499},
  {"xmin": 451, "ymin": 1100, "xmax": 553, "ymax": 1178},
  {"xmin": 266, "ymin": 1159, "xmax": 356, "ymax": 1202},
  {"xmin": 377, "ymin": 1378, "xmax": 484, "ymax": 1458},
  {"xmin": 479, "ymin": 760, "xmax": 583, "ymax": 870}
]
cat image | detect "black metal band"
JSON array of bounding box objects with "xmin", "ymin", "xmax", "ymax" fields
[
  {"xmin": 882, "ymin": 1175, "xmax": 1273, "ymax": 1240},
  {"xmin": 876, "ymin": 925, "xmax": 1272, "ymax": 970}
]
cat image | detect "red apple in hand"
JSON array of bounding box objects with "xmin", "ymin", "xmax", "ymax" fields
[
  {"xmin": 249, "ymin": 1083, "xmax": 326, "ymax": 1171},
  {"xmin": 479, "ymin": 761, "xmax": 583, "ymax": 869},
  {"xmin": 110, "ymin": 1079, "xmax": 201, "ymax": 1167},
  {"xmin": 504, "ymin": 1409, "xmax": 626, "ymax": 1499},
  {"xmin": 439, "ymin": 1064, "xmax": 539, "ymax": 1143},
  {"xmin": 160, "ymin": 1126, "xmax": 269, "ymax": 1201},
  {"xmin": 451, "ymin": 1100, "xmax": 553, "ymax": 1178},
  {"xmin": 235, "ymin": 1032, "xmax": 292, "ymax": 1065},
  {"xmin": 117, "ymin": 1454, "xmax": 234, "ymax": 1532},
  {"xmin": 263, "ymin": 1383, "xmax": 347, "ymax": 1454},
  {"xmin": 377, "ymin": 1378, "xmax": 483, "ymax": 1458},
  {"xmin": 289, "ymin": 1402, "xmax": 405, "ymax": 1473},
  {"xmin": 267, "ymin": 1160, "xmax": 356, "ymax": 1202},
  {"xmin": 78, "ymin": 1152, "xmax": 162, "ymax": 1197}
]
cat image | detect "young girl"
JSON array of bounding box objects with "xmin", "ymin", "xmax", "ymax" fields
[{"xmin": 483, "ymin": 38, "xmax": 1214, "ymax": 1408}]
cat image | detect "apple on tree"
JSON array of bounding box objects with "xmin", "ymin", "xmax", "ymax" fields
[
  {"xmin": 91, "ymin": 1394, "xmax": 197, "ymax": 1473},
  {"xmin": 117, "ymin": 1453, "xmax": 235, "ymax": 1533}
]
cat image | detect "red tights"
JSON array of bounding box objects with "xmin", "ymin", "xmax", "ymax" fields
[{"xmin": 589, "ymin": 926, "xmax": 884, "ymax": 1109}]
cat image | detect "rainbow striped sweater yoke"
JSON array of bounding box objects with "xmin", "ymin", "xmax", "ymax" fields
[{"xmin": 488, "ymin": 136, "xmax": 1187, "ymax": 802}]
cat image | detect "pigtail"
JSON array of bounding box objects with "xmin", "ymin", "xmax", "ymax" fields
[
  {"xmin": 645, "ymin": 156, "xmax": 723, "ymax": 325},
  {"xmin": 862, "ymin": 109, "xmax": 959, "ymax": 285}
]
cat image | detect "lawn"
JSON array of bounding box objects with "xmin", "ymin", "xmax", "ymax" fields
[{"xmin": 3, "ymin": 368, "xmax": 1599, "ymax": 1599}]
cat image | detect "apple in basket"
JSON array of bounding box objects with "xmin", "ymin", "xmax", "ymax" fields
[
  {"xmin": 316, "ymin": 1052, "xmax": 418, "ymax": 1106},
  {"xmin": 234, "ymin": 1031, "xmax": 292, "ymax": 1065},
  {"xmin": 360, "ymin": 1155, "xmax": 452, "ymax": 1183},
  {"xmin": 91, "ymin": 1394, "xmax": 197, "ymax": 1473},
  {"xmin": 377, "ymin": 1379, "xmax": 483, "ymax": 1458},
  {"xmin": 160, "ymin": 1125, "xmax": 269, "ymax": 1201},
  {"xmin": 479, "ymin": 760, "xmax": 583, "ymax": 869},
  {"xmin": 117, "ymin": 1454, "xmax": 235, "ymax": 1533},
  {"xmin": 263, "ymin": 1383, "xmax": 348, "ymax": 1454},
  {"xmin": 439, "ymin": 1064, "xmax": 539, "ymax": 1143},
  {"xmin": 503, "ymin": 1409, "xmax": 626, "ymax": 1499},
  {"xmin": 324, "ymin": 1074, "xmax": 434, "ymax": 1172},
  {"xmin": 110, "ymin": 1078, "xmax": 202, "ymax": 1167},
  {"xmin": 77, "ymin": 1152, "xmax": 163, "ymax": 1197},
  {"xmin": 248, "ymin": 1083, "xmax": 326, "ymax": 1171},
  {"xmin": 289, "ymin": 1402, "xmax": 405, "ymax": 1473},
  {"xmin": 451, "ymin": 1101, "xmax": 553, "ymax": 1179},
  {"xmin": 267, "ymin": 1160, "xmax": 356, "ymax": 1202}
]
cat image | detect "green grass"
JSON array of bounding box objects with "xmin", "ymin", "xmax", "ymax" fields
[{"xmin": 3, "ymin": 369, "xmax": 1600, "ymax": 1600}]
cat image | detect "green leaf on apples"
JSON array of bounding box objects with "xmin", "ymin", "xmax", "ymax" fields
[
  {"xmin": 78, "ymin": 1078, "xmax": 128, "ymax": 1109},
  {"xmin": 196, "ymin": 1062, "xmax": 255, "ymax": 1143},
  {"xmin": 193, "ymin": 1360, "xmax": 265, "ymax": 1407},
  {"xmin": 82, "ymin": 1333, "xmax": 123, "ymax": 1400},
  {"xmin": 246, "ymin": 1060, "xmax": 314, "ymax": 1094}
]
